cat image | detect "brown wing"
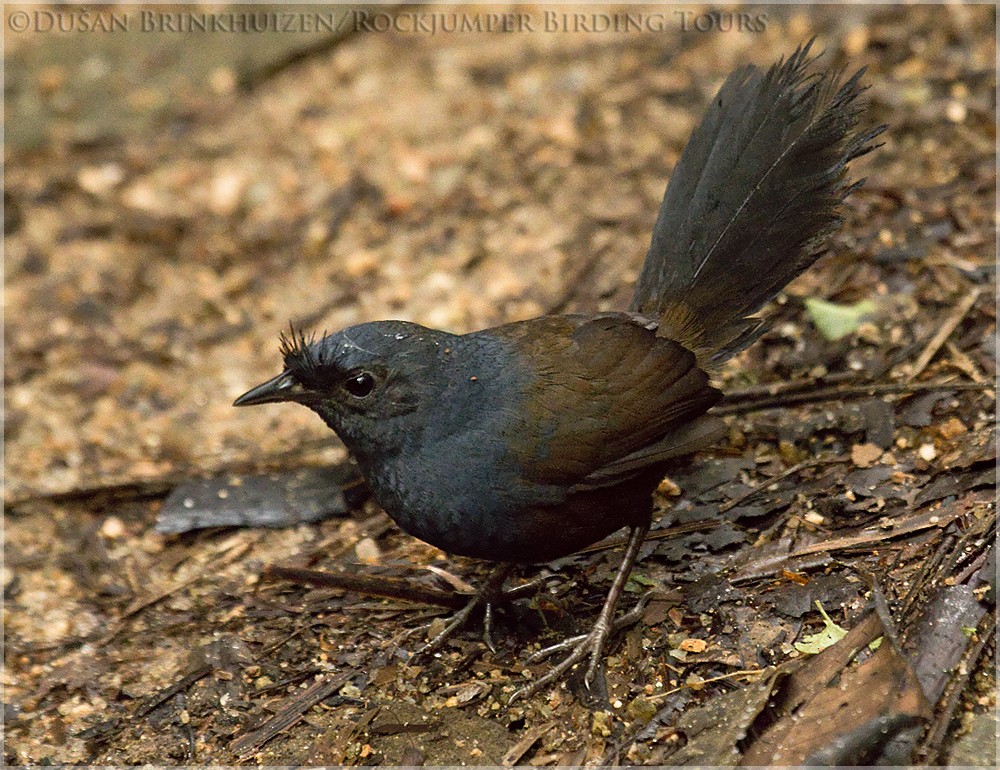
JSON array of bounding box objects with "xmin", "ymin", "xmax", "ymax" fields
[
  {"xmin": 491, "ymin": 313, "xmax": 721, "ymax": 488},
  {"xmin": 576, "ymin": 414, "xmax": 726, "ymax": 490}
]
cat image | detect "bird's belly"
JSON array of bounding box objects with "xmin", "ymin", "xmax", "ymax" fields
[
  {"xmin": 390, "ymin": 503, "xmax": 633, "ymax": 564},
  {"xmin": 367, "ymin": 463, "xmax": 656, "ymax": 564}
]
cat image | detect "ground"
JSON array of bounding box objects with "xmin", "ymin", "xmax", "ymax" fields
[{"xmin": 4, "ymin": 3, "xmax": 996, "ymax": 766}]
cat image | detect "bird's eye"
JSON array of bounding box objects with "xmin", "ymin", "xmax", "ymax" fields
[{"xmin": 344, "ymin": 372, "xmax": 375, "ymax": 398}]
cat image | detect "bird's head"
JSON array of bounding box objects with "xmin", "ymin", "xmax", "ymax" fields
[{"xmin": 234, "ymin": 321, "xmax": 454, "ymax": 456}]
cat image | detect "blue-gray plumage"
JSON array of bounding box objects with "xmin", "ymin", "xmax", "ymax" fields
[
  {"xmin": 240, "ymin": 315, "xmax": 718, "ymax": 562},
  {"xmin": 234, "ymin": 41, "xmax": 884, "ymax": 701}
]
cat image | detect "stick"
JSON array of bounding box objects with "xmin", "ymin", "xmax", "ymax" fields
[
  {"xmin": 232, "ymin": 672, "xmax": 351, "ymax": 758},
  {"xmin": 575, "ymin": 519, "xmax": 722, "ymax": 555},
  {"xmin": 715, "ymin": 379, "xmax": 991, "ymax": 416},
  {"xmin": 718, "ymin": 458, "xmax": 843, "ymax": 513},
  {"xmin": 908, "ymin": 288, "xmax": 982, "ymax": 380},
  {"xmin": 722, "ymin": 371, "xmax": 858, "ymax": 401},
  {"xmin": 261, "ymin": 565, "xmax": 469, "ymax": 610},
  {"xmin": 648, "ymin": 668, "xmax": 769, "ymax": 701}
]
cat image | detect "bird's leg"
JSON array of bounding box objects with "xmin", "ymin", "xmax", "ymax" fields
[
  {"xmin": 416, "ymin": 563, "xmax": 514, "ymax": 656},
  {"xmin": 525, "ymin": 593, "xmax": 650, "ymax": 660},
  {"xmin": 509, "ymin": 523, "xmax": 650, "ymax": 704}
]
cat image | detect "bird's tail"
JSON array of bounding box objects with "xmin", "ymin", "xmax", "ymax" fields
[{"xmin": 630, "ymin": 41, "xmax": 885, "ymax": 368}]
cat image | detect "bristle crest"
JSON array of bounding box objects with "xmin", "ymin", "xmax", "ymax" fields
[{"xmin": 279, "ymin": 323, "xmax": 327, "ymax": 381}]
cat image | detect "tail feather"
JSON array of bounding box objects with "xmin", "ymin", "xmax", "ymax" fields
[{"xmin": 630, "ymin": 41, "xmax": 885, "ymax": 367}]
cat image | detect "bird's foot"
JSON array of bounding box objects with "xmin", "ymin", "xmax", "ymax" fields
[
  {"xmin": 412, "ymin": 564, "xmax": 515, "ymax": 658},
  {"xmin": 416, "ymin": 592, "xmax": 495, "ymax": 655},
  {"xmin": 507, "ymin": 524, "xmax": 651, "ymax": 705},
  {"xmin": 508, "ymin": 594, "xmax": 648, "ymax": 704}
]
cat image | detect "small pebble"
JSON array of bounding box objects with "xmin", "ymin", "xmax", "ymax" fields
[
  {"xmin": 591, "ymin": 710, "xmax": 613, "ymax": 737},
  {"xmin": 100, "ymin": 516, "xmax": 126, "ymax": 539},
  {"xmin": 78, "ymin": 163, "xmax": 124, "ymax": 196},
  {"xmin": 945, "ymin": 100, "xmax": 967, "ymax": 123},
  {"xmin": 355, "ymin": 537, "xmax": 381, "ymax": 565}
]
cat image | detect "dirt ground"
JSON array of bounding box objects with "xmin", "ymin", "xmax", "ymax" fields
[{"xmin": 5, "ymin": 3, "xmax": 996, "ymax": 766}]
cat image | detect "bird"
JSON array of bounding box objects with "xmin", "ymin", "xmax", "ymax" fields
[{"xmin": 234, "ymin": 41, "xmax": 884, "ymax": 703}]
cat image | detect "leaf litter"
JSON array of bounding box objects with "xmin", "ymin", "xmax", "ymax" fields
[{"xmin": 5, "ymin": 5, "xmax": 995, "ymax": 766}]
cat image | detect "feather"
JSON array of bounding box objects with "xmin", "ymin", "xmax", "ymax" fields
[
  {"xmin": 279, "ymin": 324, "xmax": 325, "ymax": 382},
  {"xmin": 630, "ymin": 40, "xmax": 886, "ymax": 367}
]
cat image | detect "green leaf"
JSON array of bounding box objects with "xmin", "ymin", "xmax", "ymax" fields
[
  {"xmin": 625, "ymin": 572, "xmax": 655, "ymax": 593},
  {"xmin": 804, "ymin": 297, "xmax": 877, "ymax": 341},
  {"xmin": 794, "ymin": 601, "xmax": 848, "ymax": 654}
]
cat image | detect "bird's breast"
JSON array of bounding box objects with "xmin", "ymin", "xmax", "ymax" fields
[{"xmin": 362, "ymin": 448, "xmax": 655, "ymax": 564}]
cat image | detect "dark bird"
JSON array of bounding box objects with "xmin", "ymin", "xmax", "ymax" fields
[{"xmin": 235, "ymin": 42, "xmax": 884, "ymax": 702}]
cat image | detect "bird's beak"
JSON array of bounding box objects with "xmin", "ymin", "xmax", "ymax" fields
[{"xmin": 233, "ymin": 371, "xmax": 307, "ymax": 407}]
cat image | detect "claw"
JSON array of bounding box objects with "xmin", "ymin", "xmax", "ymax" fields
[
  {"xmin": 416, "ymin": 596, "xmax": 481, "ymax": 657},
  {"xmin": 411, "ymin": 564, "xmax": 514, "ymax": 659},
  {"xmin": 483, "ymin": 600, "xmax": 496, "ymax": 652},
  {"xmin": 526, "ymin": 633, "xmax": 588, "ymax": 663},
  {"xmin": 508, "ymin": 524, "xmax": 651, "ymax": 704},
  {"xmin": 510, "ymin": 625, "xmax": 608, "ymax": 703}
]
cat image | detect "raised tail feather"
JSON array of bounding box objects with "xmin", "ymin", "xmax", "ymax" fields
[{"xmin": 630, "ymin": 40, "xmax": 886, "ymax": 367}]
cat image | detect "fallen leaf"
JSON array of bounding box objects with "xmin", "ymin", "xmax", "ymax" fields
[
  {"xmin": 936, "ymin": 416, "xmax": 968, "ymax": 440},
  {"xmin": 804, "ymin": 297, "xmax": 877, "ymax": 341},
  {"xmin": 794, "ymin": 601, "xmax": 848, "ymax": 654},
  {"xmin": 851, "ymin": 442, "xmax": 883, "ymax": 468},
  {"xmin": 679, "ymin": 638, "xmax": 708, "ymax": 653}
]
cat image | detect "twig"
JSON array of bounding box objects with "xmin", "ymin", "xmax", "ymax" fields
[
  {"xmin": 253, "ymin": 668, "xmax": 324, "ymax": 696},
  {"xmin": 715, "ymin": 379, "xmax": 991, "ymax": 416},
  {"xmin": 545, "ymin": 225, "xmax": 612, "ymax": 315},
  {"xmin": 134, "ymin": 664, "xmax": 213, "ymax": 718},
  {"xmin": 729, "ymin": 506, "xmax": 967, "ymax": 583},
  {"xmin": 722, "ymin": 371, "xmax": 858, "ymax": 401},
  {"xmin": 6, "ymin": 478, "xmax": 178, "ymax": 509},
  {"xmin": 100, "ymin": 538, "xmax": 257, "ymax": 645},
  {"xmin": 847, "ymin": 565, "xmax": 903, "ymax": 654},
  {"xmin": 5, "ymin": 441, "xmax": 352, "ymax": 509},
  {"xmin": 502, "ymin": 723, "xmax": 554, "ymax": 766},
  {"xmin": 908, "ymin": 288, "xmax": 982, "ymax": 380},
  {"xmin": 718, "ymin": 458, "xmax": 843, "ymax": 513},
  {"xmin": 576, "ymin": 519, "xmax": 721, "ymax": 555},
  {"xmin": 262, "ymin": 565, "xmax": 469, "ymax": 610},
  {"xmin": 953, "ymin": 549, "xmax": 990, "ymax": 586},
  {"xmin": 98, "ymin": 572, "xmax": 210, "ymax": 646},
  {"xmin": 232, "ymin": 672, "xmax": 351, "ymax": 759},
  {"xmin": 13, "ymin": 376, "xmax": 988, "ymax": 510},
  {"xmin": 235, "ymin": 7, "xmax": 370, "ymax": 90},
  {"xmin": 945, "ymin": 341, "xmax": 987, "ymax": 383},
  {"xmin": 648, "ymin": 668, "xmax": 768, "ymax": 701}
]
